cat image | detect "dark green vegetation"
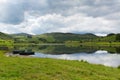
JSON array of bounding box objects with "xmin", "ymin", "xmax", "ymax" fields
[
  {"xmin": 0, "ymin": 32, "xmax": 13, "ymax": 47},
  {"xmin": 0, "ymin": 32, "xmax": 13, "ymax": 40},
  {"xmin": 0, "ymin": 51, "xmax": 120, "ymax": 80}
]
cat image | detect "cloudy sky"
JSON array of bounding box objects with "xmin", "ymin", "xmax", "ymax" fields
[{"xmin": 0, "ymin": 0, "xmax": 120, "ymax": 35}]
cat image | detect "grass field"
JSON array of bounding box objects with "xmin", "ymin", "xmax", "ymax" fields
[{"xmin": 0, "ymin": 51, "xmax": 120, "ymax": 80}]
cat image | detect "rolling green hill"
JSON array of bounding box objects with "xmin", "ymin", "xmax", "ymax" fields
[
  {"xmin": 0, "ymin": 32, "xmax": 13, "ymax": 40},
  {"xmin": 35, "ymin": 32, "xmax": 98, "ymax": 43},
  {"xmin": 11, "ymin": 32, "xmax": 99, "ymax": 43},
  {"xmin": 1, "ymin": 31, "xmax": 120, "ymax": 44},
  {"xmin": 11, "ymin": 33, "xmax": 32, "ymax": 37}
]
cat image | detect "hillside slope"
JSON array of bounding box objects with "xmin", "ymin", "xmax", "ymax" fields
[
  {"xmin": 35, "ymin": 32, "xmax": 98, "ymax": 43},
  {"xmin": 0, "ymin": 32, "xmax": 13, "ymax": 40}
]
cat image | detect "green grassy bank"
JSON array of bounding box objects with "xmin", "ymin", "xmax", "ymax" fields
[
  {"xmin": 65, "ymin": 41, "xmax": 120, "ymax": 47},
  {"xmin": 0, "ymin": 51, "xmax": 120, "ymax": 80}
]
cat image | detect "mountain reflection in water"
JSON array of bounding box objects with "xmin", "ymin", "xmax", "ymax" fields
[{"xmin": 2, "ymin": 45, "xmax": 120, "ymax": 67}]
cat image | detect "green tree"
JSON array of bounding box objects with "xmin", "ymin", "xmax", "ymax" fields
[{"xmin": 116, "ymin": 34, "xmax": 120, "ymax": 42}]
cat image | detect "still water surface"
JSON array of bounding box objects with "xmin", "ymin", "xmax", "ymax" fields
[
  {"xmin": 33, "ymin": 50, "xmax": 120, "ymax": 67},
  {"xmin": 3, "ymin": 45, "xmax": 120, "ymax": 67}
]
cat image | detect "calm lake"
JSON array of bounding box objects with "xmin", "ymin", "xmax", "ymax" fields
[{"xmin": 3, "ymin": 45, "xmax": 120, "ymax": 67}]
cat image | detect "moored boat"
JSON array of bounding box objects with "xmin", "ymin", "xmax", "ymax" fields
[{"xmin": 12, "ymin": 50, "xmax": 34, "ymax": 55}]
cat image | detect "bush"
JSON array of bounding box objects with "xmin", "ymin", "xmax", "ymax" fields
[{"xmin": 117, "ymin": 65, "xmax": 120, "ymax": 69}]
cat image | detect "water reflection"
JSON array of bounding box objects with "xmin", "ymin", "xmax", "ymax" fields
[
  {"xmin": 13, "ymin": 45, "xmax": 120, "ymax": 54},
  {"xmin": 4, "ymin": 45, "xmax": 120, "ymax": 67},
  {"xmin": 30, "ymin": 50, "xmax": 120, "ymax": 67}
]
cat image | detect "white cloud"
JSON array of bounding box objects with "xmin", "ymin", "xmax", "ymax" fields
[
  {"xmin": 0, "ymin": 12, "xmax": 119, "ymax": 36},
  {"xmin": 0, "ymin": 0, "xmax": 8, "ymax": 3}
]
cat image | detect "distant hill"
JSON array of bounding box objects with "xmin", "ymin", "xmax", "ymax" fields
[
  {"xmin": 35, "ymin": 32, "xmax": 98, "ymax": 43},
  {"xmin": 0, "ymin": 32, "xmax": 13, "ymax": 40},
  {"xmin": 11, "ymin": 33, "xmax": 32, "ymax": 37},
  {"xmin": 1, "ymin": 31, "xmax": 119, "ymax": 43}
]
